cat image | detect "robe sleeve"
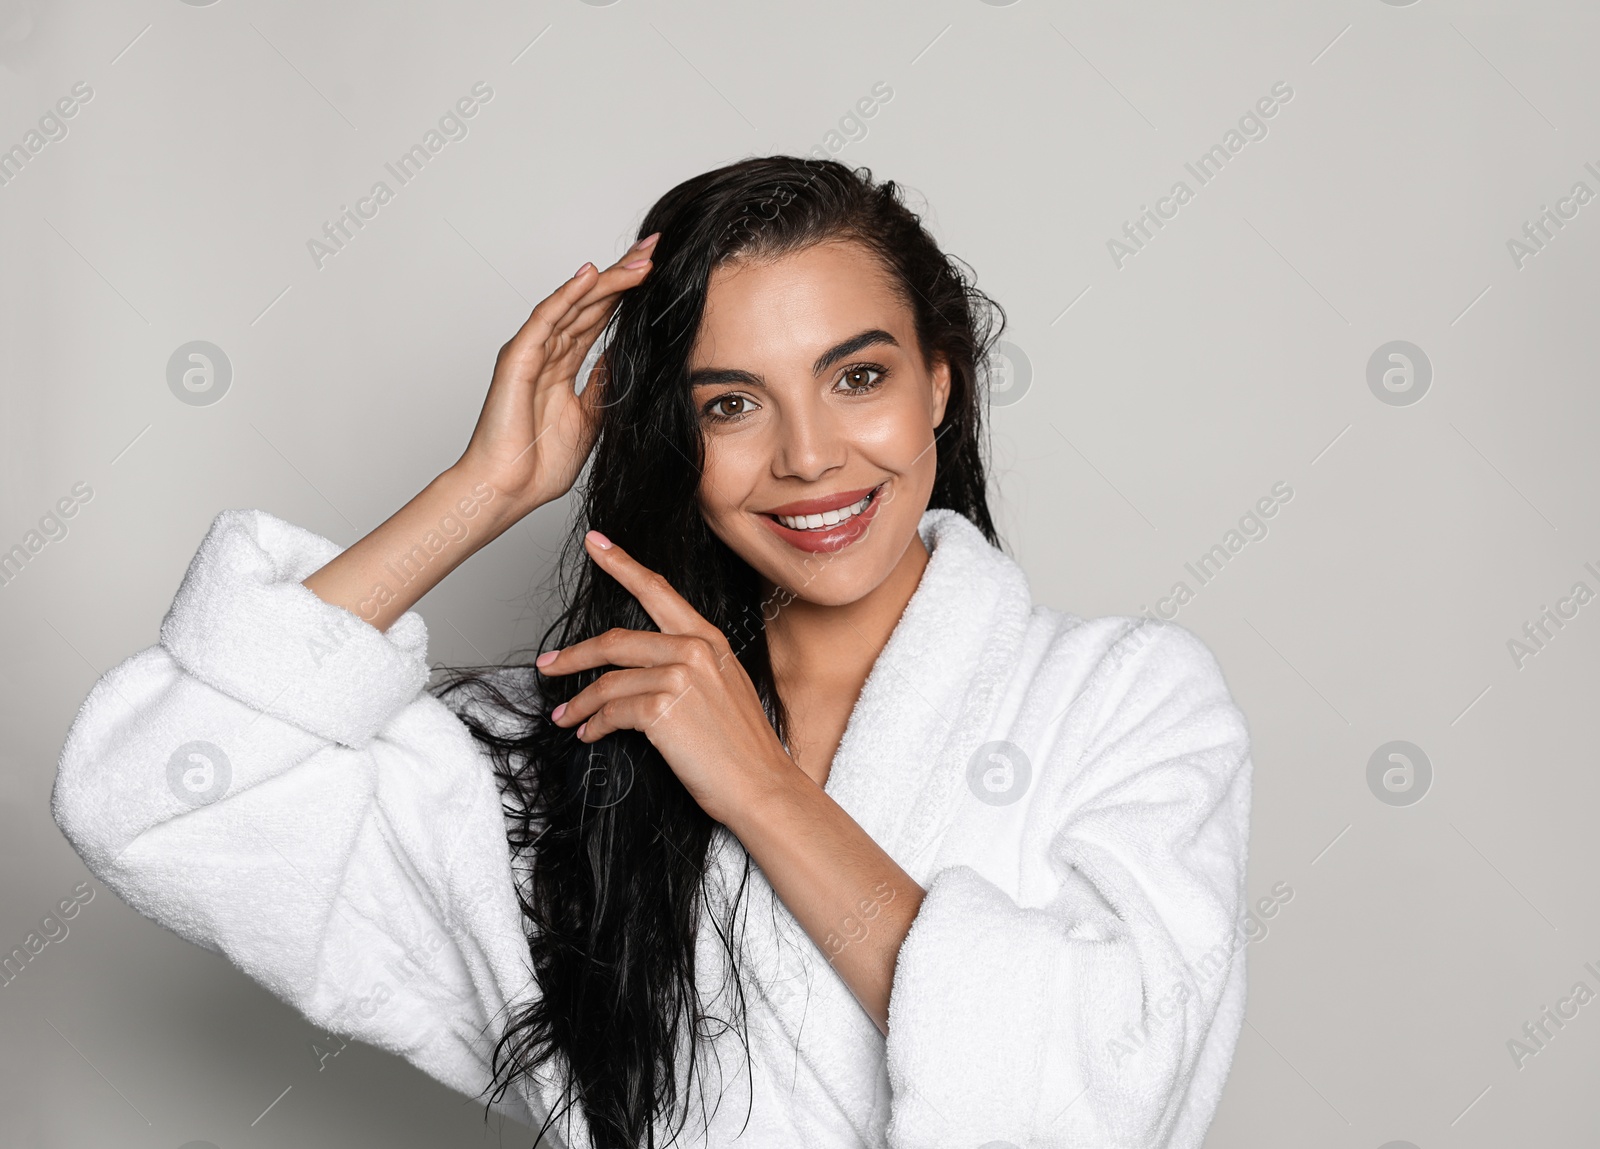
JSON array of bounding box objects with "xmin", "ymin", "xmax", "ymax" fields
[
  {"xmin": 50, "ymin": 508, "xmax": 549, "ymax": 1131},
  {"xmin": 883, "ymin": 618, "xmax": 1253, "ymax": 1148}
]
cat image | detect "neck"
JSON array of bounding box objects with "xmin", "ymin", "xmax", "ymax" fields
[{"xmin": 760, "ymin": 526, "xmax": 932, "ymax": 696}]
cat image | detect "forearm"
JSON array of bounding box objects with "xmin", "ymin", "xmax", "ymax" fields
[
  {"xmin": 301, "ymin": 467, "xmax": 524, "ymax": 632},
  {"xmin": 726, "ymin": 771, "xmax": 926, "ymax": 1035}
]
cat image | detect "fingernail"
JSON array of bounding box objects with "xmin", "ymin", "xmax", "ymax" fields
[
  {"xmin": 576, "ymin": 722, "xmax": 588, "ymax": 738},
  {"xmin": 575, "ymin": 261, "xmax": 593, "ymax": 277},
  {"xmin": 640, "ymin": 232, "xmax": 661, "ymax": 247},
  {"xmin": 535, "ymin": 650, "xmax": 559, "ymax": 667},
  {"xmin": 586, "ymin": 529, "xmax": 612, "ymax": 550},
  {"xmin": 551, "ymin": 702, "xmax": 567, "ymax": 721},
  {"xmin": 622, "ymin": 257, "xmax": 650, "ymax": 269}
]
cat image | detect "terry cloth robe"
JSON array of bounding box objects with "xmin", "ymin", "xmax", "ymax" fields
[{"xmin": 52, "ymin": 504, "xmax": 1253, "ymax": 1149}]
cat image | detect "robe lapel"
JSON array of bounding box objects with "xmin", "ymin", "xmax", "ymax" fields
[
  {"xmin": 702, "ymin": 508, "xmax": 1036, "ymax": 1138},
  {"xmin": 824, "ymin": 508, "xmax": 1034, "ymax": 875}
]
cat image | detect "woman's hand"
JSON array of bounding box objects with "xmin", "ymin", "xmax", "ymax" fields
[
  {"xmin": 299, "ymin": 238, "xmax": 657, "ymax": 633},
  {"xmin": 538, "ymin": 531, "xmax": 928, "ymax": 1037},
  {"xmin": 534, "ymin": 529, "xmax": 799, "ymax": 826},
  {"xmin": 453, "ymin": 233, "xmax": 659, "ymax": 524}
]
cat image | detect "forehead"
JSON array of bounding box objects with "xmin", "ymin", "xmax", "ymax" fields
[{"xmin": 688, "ymin": 240, "xmax": 911, "ymax": 366}]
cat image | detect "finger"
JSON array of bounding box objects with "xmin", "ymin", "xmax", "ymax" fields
[
  {"xmin": 606, "ymin": 230, "xmax": 661, "ymax": 275},
  {"xmin": 550, "ymin": 665, "xmax": 689, "ymax": 728},
  {"xmin": 609, "ymin": 230, "xmax": 660, "ymax": 269},
  {"xmin": 547, "ymin": 293, "xmax": 625, "ymax": 372},
  {"xmin": 576, "ymin": 690, "xmax": 690, "ymax": 743},
  {"xmin": 528, "ymin": 269, "xmax": 643, "ymax": 390},
  {"xmin": 535, "ymin": 296, "xmax": 619, "ymax": 388},
  {"xmin": 542, "ymin": 234, "xmax": 660, "ymax": 352},
  {"xmin": 515, "ymin": 236, "xmax": 654, "ymax": 356},
  {"xmin": 532, "ymin": 262, "xmax": 611, "ymax": 339},
  {"xmin": 582, "ymin": 531, "xmax": 723, "ymax": 639},
  {"xmin": 497, "ymin": 265, "xmax": 604, "ymax": 376},
  {"xmin": 527, "ymin": 294, "xmax": 628, "ymax": 410},
  {"xmin": 569, "ymin": 233, "xmax": 660, "ymax": 313},
  {"xmin": 560, "ymin": 263, "xmax": 646, "ymax": 332},
  {"xmin": 565, "ymin": 290, "xmax": 626, "ymax": 339},
  {"xmin": 538, "ymin": 627, "xmax": 704, "ymax": 676}
]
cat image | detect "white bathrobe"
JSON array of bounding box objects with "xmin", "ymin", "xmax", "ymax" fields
[{"xmin": 51, "ymin": 505, "xmax": 1253, "ymax": 1149}]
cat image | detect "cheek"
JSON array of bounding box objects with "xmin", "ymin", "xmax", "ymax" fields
[
  {"xmin": 857, "ymin": 393, "xmax": 939, "ymax": 472},
  {"xmin": 695, "ymin": 433, "xmax": 758, "ymax": 524}
]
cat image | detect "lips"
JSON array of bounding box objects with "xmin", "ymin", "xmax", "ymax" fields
[
  {"xmin": 762, "ymin": 485, "xmax": 881, "ymax": 518},
  {"xmin": 757, "ymin": 482, "xmax": 887, "ymax": 554}
]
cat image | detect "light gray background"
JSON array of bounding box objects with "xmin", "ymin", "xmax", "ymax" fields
[{"xmin": 3, "ymin": 0, "xmax": 1596, "ymax": 1145}]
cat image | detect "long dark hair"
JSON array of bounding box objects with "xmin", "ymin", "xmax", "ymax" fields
[{"xmin": 432, "ymin": 155, "xmax": 1004, "ymax": 1148}]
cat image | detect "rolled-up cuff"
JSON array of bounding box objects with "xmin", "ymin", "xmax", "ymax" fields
[
  {"xmin": 884, "ymin": 864, "xmax": 1081, "ymax": 1146},
  {"xmin": 158, "ymin": 508, "xmax": 431, "ymax": 748}
]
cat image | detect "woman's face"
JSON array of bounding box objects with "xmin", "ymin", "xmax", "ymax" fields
[{"xmin": 688, "ymin": 239, "xmax": 950, "ymax": 606}]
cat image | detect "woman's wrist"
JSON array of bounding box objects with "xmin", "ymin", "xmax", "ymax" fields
[
  {"xmin": 436, "ymin": 464, "xmax": 556, "ymax": 535},
  {"xmin": 717, "ymin": 754, "xmax": 813, "ymax": 841},
  {"xmin": 432, "ymin": 465, "xmax": 519, "ymax": 535}
]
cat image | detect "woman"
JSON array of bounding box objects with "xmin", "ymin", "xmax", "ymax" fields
[{"xmin": 52, "ymin": 156, "xmax": 1253, "ymax": 1149}]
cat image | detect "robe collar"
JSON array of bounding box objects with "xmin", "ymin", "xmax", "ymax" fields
[
  {"xmin": 693, "ymin": 507, "xmax": 1037, "ymax": 1140},
  {"xmin": 822, "ymin": 506, "xmax": 1034, "ymax": 875}
]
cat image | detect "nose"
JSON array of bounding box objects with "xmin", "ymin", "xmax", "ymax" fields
[{"xmin": 771, "ymin": 396, "xmax": 846, "ymax": 483}]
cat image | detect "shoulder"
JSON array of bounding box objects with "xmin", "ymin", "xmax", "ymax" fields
[
  {"xmin": 997, "ymin": 610, "xmax": 1253, "ymax": 860},
  {"xmin": 1031, "ymin": 604, "xmax": 1232, "ymax": 685},
  {"xmin": 1020, "ymin": 606, "xmax": 1249, "ymax": 757},
  {"xmin": 925, "ymin": 515, "xmax": 1235, "ymax": 711}
]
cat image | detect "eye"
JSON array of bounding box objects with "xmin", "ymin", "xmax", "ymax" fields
[
  {"xmin": 836, "ymin": 363, "xmax": 888, "ymax": 394},
  {"xmin": 703, "ymin": 392, "xmax": 758, "ymax": 423}
]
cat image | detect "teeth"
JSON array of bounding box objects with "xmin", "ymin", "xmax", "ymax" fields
[{"xmin": 775, "ymin": 489, "xmax": 876, "ymax": 531}]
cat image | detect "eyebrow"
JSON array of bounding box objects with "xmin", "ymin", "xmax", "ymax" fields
[{"xmin": 687, "ymin": 328, "xmax": 901, "ymax": 390}]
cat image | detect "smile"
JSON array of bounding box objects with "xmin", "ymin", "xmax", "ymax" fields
[
  {"xmin": 774, "ymin": 489, "xmax": 876, "ymax": 531},
  {"xmin": 758, "ymin": 482, "xmax": 888, "ymax": 554}
]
